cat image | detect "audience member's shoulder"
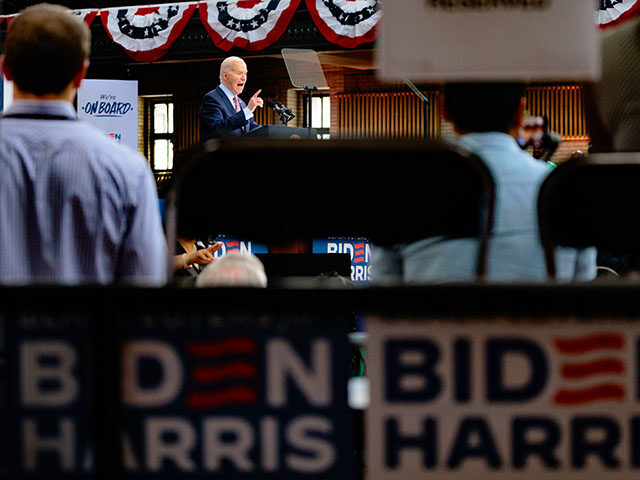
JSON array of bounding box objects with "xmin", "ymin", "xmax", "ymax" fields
[{"xmin": 520, "ymin": 148, "xmax": 554, "ymax": 177}]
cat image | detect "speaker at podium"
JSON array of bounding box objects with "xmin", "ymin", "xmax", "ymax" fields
[{"xmin": 245, "ymin": 124, "xmax": 317, "ymax": 139}]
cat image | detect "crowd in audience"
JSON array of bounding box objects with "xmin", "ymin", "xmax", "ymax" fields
[{"xmin": 0, "ymin": 3, "xmax": 638, "ymax": 288}]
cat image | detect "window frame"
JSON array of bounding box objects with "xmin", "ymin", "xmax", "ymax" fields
[
  {"xmin": 302, "ymin": 92, "xmax": 331, "ymax": 139},
  {"xmin": 144, "ymin": 96, "xmax": 175, "ymax": 172}
]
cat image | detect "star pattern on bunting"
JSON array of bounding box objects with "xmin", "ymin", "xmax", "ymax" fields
[
  {"xmin": 3, "ymin": 2, "xmax": 634, "ymax": 60},
  {"xmin": 199, "ymin": 0, "xmax": 301, "ymax": 51},
  {"xmin": 597, "ymin": 0, "xmax": 640, "ymax": 29},
  {"xmin": 101, "ymin": 3, "xmax": 197, "ymax": 61},
  {"xmin": 305, "ymin": 0, "xmax": 381, "ymax": 48}
]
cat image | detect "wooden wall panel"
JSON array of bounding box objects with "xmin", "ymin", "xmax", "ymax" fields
[
  {"xmin": 525, "ymin": 85, "xmax": 588, "ymax": 139},
  {"xmin": 336, "ymin": 91, "xmax": 440, "ymax": 139},
  {"xmin": 174, "ymin": 96, "xmax": 201, "ymax": 153}
]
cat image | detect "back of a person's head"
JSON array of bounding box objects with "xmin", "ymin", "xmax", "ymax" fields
[
  {"xmin": 3, "ymin": 3, "xmax": 91, "ymax": 96},
  {"xmin": 314, "ymin": 271, "xmax": 355, "ymax": 289},
  {"xmin": 196, "ymin": 252, "xmax": 267, "ymax": 288},
  {"xmin": 443, "ymin": 82, "xmax": 526, "ymax": 134}
]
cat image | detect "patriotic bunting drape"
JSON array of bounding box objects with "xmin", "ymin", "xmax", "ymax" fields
[
  {"xmin": 597, "ymin": 0, "xmax": 640, "ymax": 29},
  {"xmin": 0, "ymin": 14, "xmax": 16, "ymax": 28},
  {"xmin": 198, "ymin": 0, "xmax": 301, "ymax": 51},
  {"xmin": 0, "ymin": 1, "xmax": 378, "ymax": 59},
  {"xmin": 74, "ymin": 8, "xmax": 100, "ymax": 25},
  {"xmin": 100, "ymin": 3, "xmax": 197, "ymax": 61},
  {"xmin": 305, "ymin": 0, "xmax": 380, "ymax": 48},
  {"xmin": 2, "ymin": 2, "xmax": 638, "ymax": 62}
]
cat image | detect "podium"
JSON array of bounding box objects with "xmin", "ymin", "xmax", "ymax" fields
[{"xmin": 245, "ymin": 124, "xmax": 317, "ymax": 139}]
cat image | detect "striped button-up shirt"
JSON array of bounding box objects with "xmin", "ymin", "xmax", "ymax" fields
[{"xmin": 0, "ymin": 100, "xmax": 167, "ymax": 285}]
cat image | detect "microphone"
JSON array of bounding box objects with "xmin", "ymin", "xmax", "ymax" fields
[
  {"xmin": 276, "ymin": 100, "xmax": 295, "ymax": 118},
  {"xmin": 268, "ymin": 100, "xmax": 295, "ymax": 125},
  {"xmin": 268, "ymin": 100, "xmax": 285, "ymax": 114}
]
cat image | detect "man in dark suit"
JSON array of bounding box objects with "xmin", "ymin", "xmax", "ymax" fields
[{"xmin": 199, "ymin": 56, "xmax": 263, "ymax": 140}]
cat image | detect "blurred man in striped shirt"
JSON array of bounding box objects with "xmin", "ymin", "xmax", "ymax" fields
[{"xmin": 0, "ymin": 4, "xmax": 167, "ymax": 285}]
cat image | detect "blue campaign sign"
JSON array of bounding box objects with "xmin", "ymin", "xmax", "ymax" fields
[
  {"xmin": 4, "ymin": 308, "xmax": 353, "ymax": 479},
  {"xmin": 214, "ymin": 235, "xmax": 269, "ymax": 256},
  {"xmin": 120, "ymin": 312, "xmax": 353, "ymax": 479},
  {"xmin": 312, "ymin": 238, "xmax": 371, "ymax": 284},
  {"xmin": 4, "ymin": 315, "xmax": 94, "ymax": 479}
]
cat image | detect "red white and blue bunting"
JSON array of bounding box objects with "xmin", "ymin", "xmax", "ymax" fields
[
  {"xmin": 3, "ymin": 2, "xmax": 634, "ymax": 61},
  {"xmin": 100, "ymin": 3, "xmax": 197, "ymax": 61},
  {"xmin": 198, "ymin": 0, "xmax": 301, "ymax": 51},
  {"xmin": 305, "ymin": 0, "xmax": 380, "ymax": 48},
  {"xmin": 0, "ymin": 14, "xmax": 17, "ymax": 28},
  {"xmin": 597, "ymin": 0, "xmax": 640, "ymax": 29},
  {"xmin": 73, "ymin": 9, "xmax": 100, "ymax": 25}
]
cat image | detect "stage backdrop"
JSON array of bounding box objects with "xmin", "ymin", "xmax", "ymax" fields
[{"xmin": 77, "ymin": 79, "xmax": 138, "ymax": 151}]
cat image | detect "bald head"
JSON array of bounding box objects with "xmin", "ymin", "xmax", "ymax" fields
[{"xmin": 1, "ymin": 3, "xmax": 90, "ymax": 97}]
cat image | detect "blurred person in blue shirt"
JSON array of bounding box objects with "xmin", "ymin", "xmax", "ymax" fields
[{"xmin": 371, "ymin": 82, "xmax": 596, "ymax": 284}]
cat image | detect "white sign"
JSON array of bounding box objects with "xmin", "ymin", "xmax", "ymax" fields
[
  {"xmin": 367, "ymin": 317, "xmax": 640, "ymax": 479},
  {"xmin": 1, "ymin": 75, "xmax": 13, "ymax": 111},
  {"xmin": 77, "ymin": 79, "xmax": 138, "ymax": 151},
  {"xmin": 377, "ymin": 0, "xmax": 601, "ymax": 81}
]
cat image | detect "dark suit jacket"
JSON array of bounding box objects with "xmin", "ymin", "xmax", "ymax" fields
[{"xmin": 199, "ymin": 85, "xmax": 259, "ymax": 140}]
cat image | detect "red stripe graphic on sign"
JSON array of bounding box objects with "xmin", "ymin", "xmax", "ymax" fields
[
  {"xmin": 554, "ymin": 384, "xmax": 626, "ymax": 406},
  {"xmin": 561, "ymin": 358, "xmax": 625, "ymax": 379},
  {"xmin": 185, "ymin": 336, "xmax": 259, "ymax": 409},
  {"xmin": 552, "ymin": 332, "xmax": 627, "ymax": 406},
  {"xmin": 193, "ymin": 362, "xmax": 257, "ymax": 382},
  {"xmin": 186, "ymin": 337, "xmax": 256, "ymax": 357},
  {"xmin": 553, "ymin": 333, "xmax": 624, "ymax": 354},
  {"xmin": 187, "ymin": 387, "xmax": 258, "ymax": 409}
]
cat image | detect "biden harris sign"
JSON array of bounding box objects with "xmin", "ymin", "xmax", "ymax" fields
[
  {"xmin": 377, "ymin": 0, "xmax": 600, "ymax": 81},
  {"xmin": 366, "ymin": 317, "xmax": 640, "ymax": 479},
  {"xmin": 4, "ymin": 309, "xmax": 352, "ymax": 479}
]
